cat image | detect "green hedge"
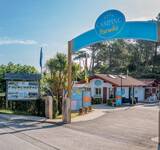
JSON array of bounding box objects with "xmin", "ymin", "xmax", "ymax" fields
[{"xmin": 0, "ymin": 98, "xmax": 45, "ymax": 117}]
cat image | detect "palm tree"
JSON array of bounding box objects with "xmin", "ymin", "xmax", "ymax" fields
[{"xmin": 46, "ymin": 53, "xmax": 81, "ymax": 114}]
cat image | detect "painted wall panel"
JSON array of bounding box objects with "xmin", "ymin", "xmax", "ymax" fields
[{"xmin": 71, "ymin": 87, "xmax": 91, "ymax": 111}]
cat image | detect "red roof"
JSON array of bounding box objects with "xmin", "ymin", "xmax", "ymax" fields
[
  {"xmin": 140, "ymin": 79, "xmax": 159, "ymax": 87},
  {"xmin": 78, "ymin": 74, "xmax": 146, "ymax": 87}
]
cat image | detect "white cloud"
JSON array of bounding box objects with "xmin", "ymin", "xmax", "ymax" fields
[
  {"xmin": 0, "ymin": 38, "xmax": 38, "ymax": 45},
  {"xmin": 128, "ymin": 17, "xmax": 154, "ymax": 21},
  {"xmin": 40, "ymin": 43, "xmax": 48, "ymax": 47}
]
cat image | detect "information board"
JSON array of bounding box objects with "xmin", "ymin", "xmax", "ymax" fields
[{"xmin": 7, "ymin": 81, "xmax": 39, "ymax": 100}]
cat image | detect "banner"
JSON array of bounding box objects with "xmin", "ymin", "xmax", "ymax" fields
[{"xmin": 7, "ymin": 81, "xmax": 39, "ymax": 100}]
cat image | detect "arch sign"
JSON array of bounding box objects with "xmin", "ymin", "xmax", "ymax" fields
[
  {"xmin": 63, "ymin": 9, "xmax": 160, "ymax": 123},
  {"xmin": 71, "ymin": 9, "xmax": 160, "ymax": 51}
]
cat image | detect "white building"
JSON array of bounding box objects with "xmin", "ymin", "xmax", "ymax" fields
[{"xmin": 77, "ymin": 74, "xmax": 146, "ymax": 103}]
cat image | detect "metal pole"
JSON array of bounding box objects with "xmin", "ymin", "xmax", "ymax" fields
[
  {"xmin": 6, "ymin": 81, "xmax": 8, "ymax": 109},
  {"xmin": 132, "ymin": 86, "xmax": 134, "ymax": 105},
  {"xmin": 63, "ymin": 41, "xmax": 72, "ymax": 123},
  {"xmin": 121, "ymin": 77, "xmax": 122, "ymax": 98},
  {"xmin": 82, "ymin": 90, "xmax": 84, "ymax": 108},
  {"xmin": 41, "ymin": 67, "xmax": 42, "ymax": 75}
]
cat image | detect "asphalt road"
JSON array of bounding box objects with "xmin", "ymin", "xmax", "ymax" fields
[
  {"xmin": 0, "ymin": 118, "xmax": 59, "ymax": 150},
  {"xmin": 68, "ymin": 105, "xmax": 159, "ymax": 149},
  {"xmin": 0, "ymin": 104, "xmax": 159, "ymax": 150}
]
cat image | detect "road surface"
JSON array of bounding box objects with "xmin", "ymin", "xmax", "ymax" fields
[{"xmin": 0, "ymin": 104, "xmax": 159, "ymax": 150}]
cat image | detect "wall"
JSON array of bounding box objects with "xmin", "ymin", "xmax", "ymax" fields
[
  {"xmin": 89, "ymin": 79, "xmax": 112, "ymax": 99},
  {"xmin": 116, "ymin": 86, "xmax": 145, "ymax": 101},
  {"xmin": 134, "ymin": 87, "xmax": 145, "ymax": 101},
  {"xmin": 89, "ymin": 79, "xmax": 145, "ymax": 101},
  {"xmin": 90, "ymin": 79, "xmax": 103, "ymax": 98},
  {"xmin": 116, "ymin": 87, "xmax": 129, "ymax": 98},
  {"xmin": 71, "ymin": 87, "xmax": 91, "ymax": 111}
]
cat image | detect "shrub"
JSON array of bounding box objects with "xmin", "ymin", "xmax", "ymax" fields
[
  {"xmin": 106, "ymin": 99, "xmax": 115, "ymax": 106},
  {"xmin": 0, "ymin": 97, "xmax": 6, "ymax": 109},
  {"xmin": 91, "ymin": 98, "xmax": 102, "ymax": 104},
  {"xmin": 0, "ymin": 99, "xmax": 45, "ymax": 117}
]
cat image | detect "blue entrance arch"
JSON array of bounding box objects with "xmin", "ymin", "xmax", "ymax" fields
[
  {"xmin": 63, "ymin": 9, "xmax": 160, "ymax": 124},
  {"xmin": 71, "ymin": 9, "xmax": 160, "ymax": 51}
]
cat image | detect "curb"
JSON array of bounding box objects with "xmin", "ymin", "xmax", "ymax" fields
[{"xmin": 0, "ymin": 113, "xmax": 63, "ymax": 125}]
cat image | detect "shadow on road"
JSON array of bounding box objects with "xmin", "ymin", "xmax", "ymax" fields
[{"xmin": 0, "ymin": 119, "xmax": 64, "ymax": 136}]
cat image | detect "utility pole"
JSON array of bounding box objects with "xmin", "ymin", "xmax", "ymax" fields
[
  {"xmin": 132, "ymin": 86, "xmax": 134, "ymax": 105},
  {"xmin": 63, "ymin": 41, "xmax": 72, "ymax": 123}
]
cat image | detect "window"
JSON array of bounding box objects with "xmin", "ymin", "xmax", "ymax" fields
[
  {"xmin": 109, "ymin": 88, "xmax": 114, "ymax": 98},
  {"xmin": 95, "ymin": 88, "xmax": 101, "ymax": 96}
]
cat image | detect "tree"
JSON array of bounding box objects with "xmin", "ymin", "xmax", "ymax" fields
[
  {"xmin": 94, "ymin": 40, "xmax": 130, "ymax": 74},
  {"xmin": 87, "ymin": 43, "xmax": 103, "ymax": 74},
  {"xmin": 45, "ymin": 53, "xmax": 81, "ymax": 114},
  {"xmin": 73, "ymin": 50, "xmax": 89, "ymax": 72},
  {"xmin": 0, "ymin": 62, "xmax": 37, "ymax": 92},
  {"xmin": 84, "ymin": 37, "xmax": 160, "ymax": 79},
  {"xmin": 156, "ymin": 13, "xmax": 160, "ymax": 21}
]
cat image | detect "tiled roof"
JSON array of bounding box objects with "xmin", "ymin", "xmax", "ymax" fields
[
  {"xmin": 89, "ymin": 74, "xmax": 146, "ymax": 87},
  {"xmin": 140, "ymin": 79, "xmax": 159, "ymax": 86}
]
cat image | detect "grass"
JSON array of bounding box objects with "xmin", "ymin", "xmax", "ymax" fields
[
  {"xmin": 0, "ymin": 109, "xmax": 14, "ymax": 114},
  {"xmin": 0, "ymin": 109, "xmax": 80, "ymax": 119},
  {"xmin": 56, "ymin": 112, "xmax": 79, "ymax": 119},
  {"xmin": 0, "ymin": 109, "xmax": 31, "ymax": 116}
]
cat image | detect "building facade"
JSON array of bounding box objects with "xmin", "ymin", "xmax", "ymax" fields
[{"xmin": 77, "ymin": 74, "xmax": 146, "ymax": 104}]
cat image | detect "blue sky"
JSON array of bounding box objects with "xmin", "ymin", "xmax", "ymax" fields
[{"xmin": 0, "ymin": 0, "xmax": 159, "ymax": 71}]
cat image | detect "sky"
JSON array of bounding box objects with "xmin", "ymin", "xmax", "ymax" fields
[{"xmin": 0, "ymin": 0, "xmax": 160, "ymax": 71}]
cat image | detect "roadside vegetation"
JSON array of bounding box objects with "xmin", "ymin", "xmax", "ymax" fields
[{"xmin": 0, "ymin": 63, "xmax": 45, "ymax": 116}]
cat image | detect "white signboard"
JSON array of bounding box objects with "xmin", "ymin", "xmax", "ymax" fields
[{"xmin": 7, "ymin": 81, "xmax": 39, "ymax": 100}]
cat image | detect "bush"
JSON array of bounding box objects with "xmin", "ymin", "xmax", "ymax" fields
[
  {"xmin": 91, "ymin": 98, "xmax": 102, "ymax": 104},
  {"xmin": 106, "ymin": 99, "xmax": 115, "ymax": 106},
  {"xmin": 0, "ymin": 97, "xmax": 6, "ymax": 109},
  {"xmin": 0, "ymin": 99, "xmax": 45, "ymax": 117}
]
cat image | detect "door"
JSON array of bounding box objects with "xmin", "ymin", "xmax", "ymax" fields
[{"xmin": 103, "ymin": 87, "xmax": 107, "ymax": 103}]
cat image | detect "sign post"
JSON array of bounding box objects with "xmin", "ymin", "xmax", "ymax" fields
[
  {"xmin": 157, "ymin": 22, "xmax": 160, "ymax": 145},
  {"xmin": 5, "ymin": 74, "xmax": 41, "ymax": 101}
]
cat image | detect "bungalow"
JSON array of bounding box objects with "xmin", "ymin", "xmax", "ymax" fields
[
  {"xmin": 140, "ymin": 79, "xmax": 160, "ymax": 101},
  {"xmin": 77, "ymin": 74, "xmax": 146, "ymax": 104}
]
